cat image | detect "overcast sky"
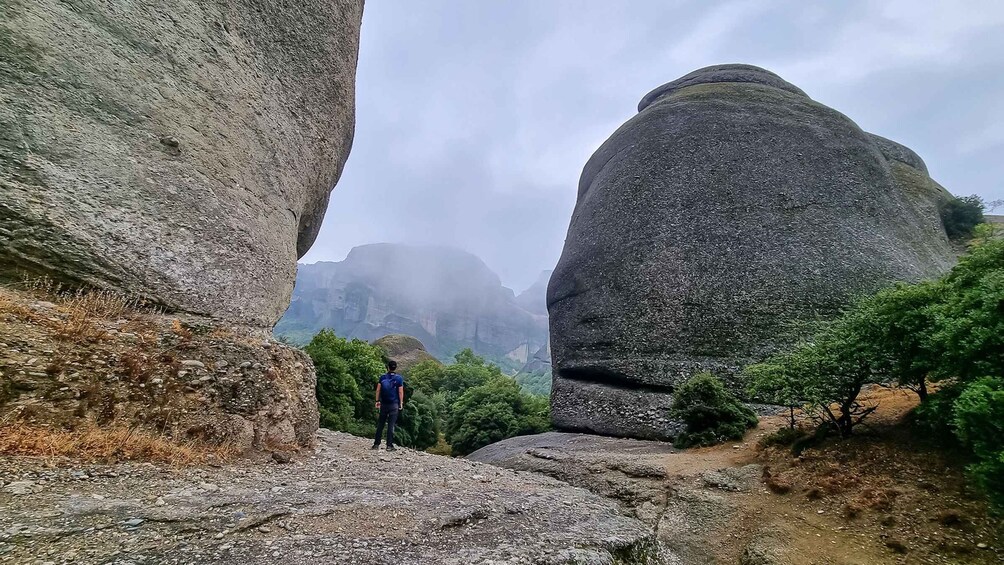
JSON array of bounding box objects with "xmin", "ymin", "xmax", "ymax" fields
[{"xmin": 301, "ymin": 0, "xmax": 1004, "ymax": 293}]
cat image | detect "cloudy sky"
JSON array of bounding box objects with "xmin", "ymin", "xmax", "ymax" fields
[{"xmin": 301, "ymin": 0, "xmax": 1004, "ymax": 292}]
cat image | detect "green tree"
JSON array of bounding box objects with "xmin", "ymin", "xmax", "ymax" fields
[
  {"xmin": 952, "ymin": 377, "xmax": 1004, "ymax": 510},
  {"xmin": 926, "ymin": 239, "xmax": 1004, "ymax": 383},
  {"xmin": 439, "ymin": 349, "xmax": 504, "ymax": 409},
  {"xmin": 303, "ymin": 330, "xmax": 386, "ymax": 435},
  {"xmin": 407, "ymin": 359, "xmax": 446, "ymax": 395},
  {"xmin": 515, "ymin": 369, "xmax": 552, "ymax": 396},
  {"xmin": 940, "ymin": 194, "xmax": 985, "ymax": 239},
  {"xmin": 395, "ymin": 389, "xmax": 440, "ymax": 450},
  {"xmin": 670, "ymin": 373, "xmax": 758, "ymax": 448},
  {"xmin": 445, "ymin": 377, "xmax": 550, "ymax": 455}
]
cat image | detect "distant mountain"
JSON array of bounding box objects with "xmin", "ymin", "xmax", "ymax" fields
[
  {"xmin": 276, "ymin": 244, "xmax": 549, "ymax": 370},
  {"xmin": 514, "ymin": 270, "xmax": 551, "ymax": 316}
]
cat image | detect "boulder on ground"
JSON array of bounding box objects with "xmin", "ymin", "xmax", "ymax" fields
[
  {"xmin": 372, "ymin": 334, "xmax": 440, "ymax": 373},
  {"xmin": 548, "ymin": 63, "xmax": 957, "ymax": 440}
]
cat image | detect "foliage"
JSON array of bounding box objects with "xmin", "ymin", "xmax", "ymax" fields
[
  {"xmin": 445, "ymin": 376, "xmax": 550, "ymax": 455},
  {"xmin": 746, "ymin": 315, "xmax": 879, "ymax": 438},
  {"xmin": 670, "ymin": 373, "xmax": 758, "ymax": 448},
  {"xmin": 925, "ymin": 239, "xmax": 1004, "ymax": 383},
  {"xmin": 515, "ymin": 369, "xmax": 552, "ymax": 396},
  {"xmin": 438, "ymin": 349, "xmax": 505, "ymax": 408},
  {"xmin": 940, "ymin": 194, "xmax": 985, "ymax": 239},
  {"xmin": 746, "ymin": 236, "xmax": 1004, "ymax": 507},
  {"xmin": 952, "ymin": 378, "xmax": 1004, "ymax": 509},
  {"xmin": 395, "ymin": 389, "xmax": 440, "ymax": 450},
  {"xmin": 303, "ymin": 330, "xmax": 385, "ymax": 434},
  {"xmin": 408, "ymin": 359, "xmax": 447, "ymax": 395},
  {"xmin": 302, "ymin": 337, "xmax": 551, "ymax": 454}
]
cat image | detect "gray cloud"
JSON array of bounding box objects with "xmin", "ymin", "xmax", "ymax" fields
[{"xmin": 301, "ymin": 0, "xmax": 1004, "ymax": 292}]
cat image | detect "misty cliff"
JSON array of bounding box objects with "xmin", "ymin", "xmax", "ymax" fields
[{"xmin": 277, "ymin": 244, "xmax": 549, "ymax": 367}]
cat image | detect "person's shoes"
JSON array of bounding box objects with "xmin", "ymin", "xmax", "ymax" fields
[
  {"xmin": 386, "ymin": 446, "xmax": 397, "ymax": 452},
  {"xmin": 370, "ymin": 444, "xmax": 380, "ymax": 450}
]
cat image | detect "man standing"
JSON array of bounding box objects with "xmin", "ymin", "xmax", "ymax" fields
[{"xmin": 372, "ymin": 360, "xmax": 404, "ymax": 451}]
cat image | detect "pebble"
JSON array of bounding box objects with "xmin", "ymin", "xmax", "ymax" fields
[
  {"xmin": 123, "ymin": 518, "xmax": 144, "ymax": 527},
  {"xmin": 181, "ymin": 359, "xmax": 206, "ymax": 368}
]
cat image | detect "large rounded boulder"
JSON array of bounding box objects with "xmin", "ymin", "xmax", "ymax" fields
[
  {"xmin": 0, "ymin": 0, "xmax": 363, "ymax": 326},
  {"xmin": 548, "ymin": 64, "xmax": 956, "ymax": 440}
]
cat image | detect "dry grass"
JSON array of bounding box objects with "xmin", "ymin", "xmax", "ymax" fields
[
  {"xmin": 1, "ymin": 277, "xmax": 164, "ymax": 343},
  {"xmin": 0, "ymin": 424, "xmax": 236, "ymax": 466}
]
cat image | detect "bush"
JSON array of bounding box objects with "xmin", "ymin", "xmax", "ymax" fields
[
  {"xmin": 940, "ymin": 195, "xmax": 985, "ymax": 239},
  {"xmin": 952, "ymin": 377, "xmax": 1004, "ymax": 509},
  {"xmin": 445, "ymin": 377, "xmax": 549, "ymax": 455},
  {"xmin": 515, "ymin": 369, "xmax": 552, "ymax": 396},
  {"xmin": 303, "ymin": 330, "xmax": 386, "ymax": 435},
  {"xmin": 395, "ymin": 390, "xmax": 439, "ymax": 450},
  {"xmin": 670, "ymin": 373, "xmax": 758, "ymax": 448}
]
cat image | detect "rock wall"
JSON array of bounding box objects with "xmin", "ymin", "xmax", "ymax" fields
[
  {"xmin": 277, "ymin": 244, "xmax": 549, "ymax": 368},
  {"xmin": 548, "ymin": 64, "xmax": 957, "ymax": 440},
  {"xmin": 0, "ymin": 0, "xmax": 363, "ymax": 327}
]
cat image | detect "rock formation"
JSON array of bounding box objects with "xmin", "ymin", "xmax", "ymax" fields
[
  {"xmin": 548, "ymin": 64, "xmax": 957, "ymax": 440},
  {"xmin": 0, "ymin": 0, "xmax": 363, "ymax": 327},
  {"xmin": 514, "ymin": 270, "xmax": 552, "ymax": 316},
  {"xmin": 278, "ymin": 244, "xmax": 549, "ymax": 369},
  {"xmin": 371, "ymin": 334, "xmax": 439, "ymax": 373}
]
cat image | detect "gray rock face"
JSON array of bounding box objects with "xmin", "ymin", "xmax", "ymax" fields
[
  {"xmin": 278, "ymin": 244, "xmax": 549, "ymax": 369},
  {"xmin": 0, "ymin": 0, "xmax": 363, "ymax": 326},
  {"xmin": 548, "ymin": 64, "xmax": 956, "ymax": 440},
  {"xmin": 0, "ymin": 430, "xmax": 668, "ymax": 564}
]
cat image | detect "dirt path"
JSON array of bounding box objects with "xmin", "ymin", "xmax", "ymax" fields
[{"xmin": 470, "ymin": 386, "xmax": 1002, "ymax": 564}]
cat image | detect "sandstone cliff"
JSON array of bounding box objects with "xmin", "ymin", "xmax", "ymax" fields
[
  {"xmin": 548, "ymin": 64, "xmax": 957, "ymax": 440},
  {"xmin": 277, "ymin": 244, "xmax": 549, "ymax": 369},
  {"xmin": 0, "ymin": 0, "xmax": 363, "ymax": 327}
]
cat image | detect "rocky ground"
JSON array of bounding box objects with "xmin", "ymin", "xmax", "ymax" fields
[
  {"xmin": 0, "ymin": 430, "xmax": 664, "ymax": 565},
  {"xmin": 471, "ymin": 387, "xmax": 1003, "ymax": 565}
]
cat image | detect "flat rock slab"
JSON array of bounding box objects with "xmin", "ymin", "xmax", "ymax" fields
[
  {"xmin": 469, "ymin": 432, "xmax": 679, "ymax": 506},
  {"xmin": 469, "ymin": 432, "xmax": 766, "ymax": 564},
  {"xmin": 0, "ymin": 430, "xmax": 668, "ymax": 564}
]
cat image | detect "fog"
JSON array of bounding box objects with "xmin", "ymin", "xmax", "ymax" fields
[{"xmin": 300, "ymin": 0, "xmax": 1004, "ymax": 292}]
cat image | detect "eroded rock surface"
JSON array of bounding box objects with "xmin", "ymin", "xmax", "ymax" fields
[
  {"xmin": 0, "ymin": 0, "xmax": 363, "ymax": 326},
  {"xmin": 0, "ymin": 287, "xmax": 317, "ymax": 450},
  {"xmin": 548, "ymin": 63, "xmax": 957, "ymax": 440},
  {"xmin": 469, "ymin": 432, "xmax": 768, "ymax": 564},
  {"xmin": 0, "ymin": 430, "xmax": 668, "ymax": 564}
]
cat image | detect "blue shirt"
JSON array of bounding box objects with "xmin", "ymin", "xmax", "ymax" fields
[{"xmin": 379, "ymin": 373, "xmax": 404, "ymax": 406}]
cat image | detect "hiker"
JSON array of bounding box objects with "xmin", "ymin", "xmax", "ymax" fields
[{"xmin": 372, "ymin": 360, "xmax": 405, "ymax": 451}]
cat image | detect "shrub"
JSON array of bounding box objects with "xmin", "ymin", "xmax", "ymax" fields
[
  {"xmin": 670, "ymin": 373, "xmax": 758, "ymax": 448},
  {"xmin": 445, "ymin": 377, "xmax": 549, "ymax": 455},
  {"xmin": 395, "ymin": 389, "xmax": 439, "ymax": 450},
  {"xmin": 952, "ymin": 377, "xmax": 1004, "ymax": 509},
  {"xmin": 303, "ymin": 330, "xmax": 386, "ymax": 435},
  {"xmin": 940, "ymin": 195, "xmax": 985, "ymax": 239}
]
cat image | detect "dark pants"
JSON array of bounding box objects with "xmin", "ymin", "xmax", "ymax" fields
[{"xmin": 374, "ymin": 404, "xmax": 399, "ymax": 447}]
